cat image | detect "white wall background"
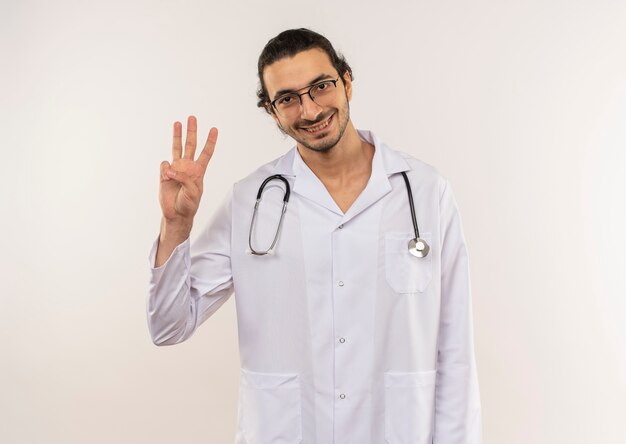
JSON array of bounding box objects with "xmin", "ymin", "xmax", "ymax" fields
[{"xmin": 2, "ymin": 0, "xmax": 625, "ymax": 442}]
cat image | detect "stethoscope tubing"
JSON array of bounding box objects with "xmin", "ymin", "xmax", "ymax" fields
[
  {"xmin": 249, "ymin": 175, "xmax": 291, "ymax": 255},
  {"xmin": 248, "ymin": 172, "xmax": 429, "ymax": 257},
  {"xmin": 400, "ymin": 171, "xmax": 420, "ymax": 240}
]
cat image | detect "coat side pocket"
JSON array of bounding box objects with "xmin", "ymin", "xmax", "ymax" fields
[
  {"xmin": 240, "ymin": 368, "xmax": 303, "ymax": 444},
  {"xmin": 384, "ymin": 370, "xmax": 437, "ymax": 444}
]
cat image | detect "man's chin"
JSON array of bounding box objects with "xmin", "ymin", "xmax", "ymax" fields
[{"xmin": 297, "ymin": 133, "xmax": 341, "ymax": 153}]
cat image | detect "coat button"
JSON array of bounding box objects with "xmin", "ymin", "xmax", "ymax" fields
[
  {"xmin": 339, "ymin": 393, "xmax": 346, "ymax": 399},
  {"xmin": 339, "ymin": 337, "xmax": 346, "ymax": 343},
  {"xmin": 338, "ymin": 224, "xmax": 344, "ymax": 229},
  {"xmin": 338, "ymin": 281, "xmax": 344, "ymax": 287}
]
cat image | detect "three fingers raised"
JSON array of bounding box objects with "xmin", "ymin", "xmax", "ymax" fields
[{"xmin": 171, "ymin": 116, "xmax": 218, "ymax": 167}]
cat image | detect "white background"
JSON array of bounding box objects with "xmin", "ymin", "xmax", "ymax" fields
[{"xmin": 2, "ymin": 0, "xmax": 625, "ymax": 442}]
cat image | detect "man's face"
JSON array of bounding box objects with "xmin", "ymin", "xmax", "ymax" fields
[{"xmin": 263, "ymin": 48, "xmax": 352, "ymax": 153}]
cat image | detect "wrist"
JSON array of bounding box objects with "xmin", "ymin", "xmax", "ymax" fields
[{"xmin": 160, "ymin": 217, "xmax": 193, "ymax": 244}]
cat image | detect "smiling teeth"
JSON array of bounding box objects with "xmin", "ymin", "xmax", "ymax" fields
[{"xmin": 304, "ymin": 116, "xmax": 331, "ymax": 132}]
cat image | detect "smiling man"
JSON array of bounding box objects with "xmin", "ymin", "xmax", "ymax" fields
[{"xmin": 148, "ymin": 28, "xmax": 483, "ymax": 444}]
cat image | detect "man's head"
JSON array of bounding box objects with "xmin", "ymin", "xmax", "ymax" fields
[
  {"xmin": 256, "ymin": 28, "xmax": 355, "ymax": 152},
  {"xmin": 256, "ymin": 29, "xmax": 353, "ymax": 111}
]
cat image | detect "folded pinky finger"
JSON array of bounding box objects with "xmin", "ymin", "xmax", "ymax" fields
[{"xmin": 160, "ymin": 161, "xmax": 172, "ymax": 181}]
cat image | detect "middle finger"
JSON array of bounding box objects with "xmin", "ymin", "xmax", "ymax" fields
[{"xmin": 183, "ymin": 115, "xmax": 198, "ymax": 159}]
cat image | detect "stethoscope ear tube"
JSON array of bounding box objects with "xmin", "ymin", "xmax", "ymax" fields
[
  {"xmin": 249, "ymin": 175, "xmax": 291, "ymax": 255},
  {"xmin": 256, "ymin": 175, "xmax": 291, "ymax": 202}
]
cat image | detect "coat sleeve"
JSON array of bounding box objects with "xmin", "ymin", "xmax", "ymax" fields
[
  {"xmin": 146, "ymin": 190, "xmax": 234, "ymax": 346},
  {"xmin": 434, "ymin": 180, "xmax": 483, "ymax": 443}
]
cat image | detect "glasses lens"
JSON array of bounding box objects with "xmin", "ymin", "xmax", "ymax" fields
[
  {"xmin": 310, "ymin": 81, "xmax": 336, "ymax": 104},
  {"xmin": 274, "ymin": 94, "xmax": 299, "ymax": 118}
]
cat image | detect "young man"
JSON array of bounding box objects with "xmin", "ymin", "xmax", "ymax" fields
[{"xmin": 148, "ymin": 28, "xmax": 482, "ymax": 444}]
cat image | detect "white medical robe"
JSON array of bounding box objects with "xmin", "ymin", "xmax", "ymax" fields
[{"xmin": 147, "ymin": 130, "xmax": 483, "ymax": 444}]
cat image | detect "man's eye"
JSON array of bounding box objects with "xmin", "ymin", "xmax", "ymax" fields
[
  {"xmin": 277, "ymin": 95, "xmax": 296, "ymax": 106},
  {"xmin": 315, "ymin": 82, "xmax": 328, "ymax": 91}
]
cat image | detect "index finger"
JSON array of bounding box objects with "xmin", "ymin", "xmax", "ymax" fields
[
  {"xmin": 172, "ymin": 121, "xmax": 182, "ymax": 160},
  {"xmin": 197, "ymin": 127, "xmax": 218, "ymax": 171}
]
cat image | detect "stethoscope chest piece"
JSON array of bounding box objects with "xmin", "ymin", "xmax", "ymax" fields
[{"xmin": 408, "ymin": 237, "xmax": 430, "ymax": 258}]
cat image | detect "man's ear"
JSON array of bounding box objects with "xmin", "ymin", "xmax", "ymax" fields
[{"xmin": 342, "ymin": 71, "xmax": 353, "ymax": 101}]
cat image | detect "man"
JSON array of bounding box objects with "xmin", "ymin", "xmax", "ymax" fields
[{"xmin": 148, "ymin": 28, "xmax": 482, "ymax": 444}]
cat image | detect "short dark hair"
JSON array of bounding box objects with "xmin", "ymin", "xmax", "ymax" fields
[{"xmin": 256, "ymin": 28, "xmax": 353, "ymax": 113}]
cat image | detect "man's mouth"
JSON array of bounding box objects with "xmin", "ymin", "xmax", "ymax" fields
[{"xmin": 300, "ymin": 114, "xmax": 333, "ymax": 134}]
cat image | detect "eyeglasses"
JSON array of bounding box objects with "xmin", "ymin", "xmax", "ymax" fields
[{"xmin": 270, "ymin": 78, "xmax": 339, "ymax": 118}]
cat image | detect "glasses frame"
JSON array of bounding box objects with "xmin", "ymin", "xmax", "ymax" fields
[{"xmin": 270, "ymin": 77, "xmax": 340, "ymax": 116}]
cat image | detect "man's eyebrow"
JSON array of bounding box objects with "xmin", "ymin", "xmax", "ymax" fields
[{"xmin": 272, "ymin": 74, "xmax": 336, "ymax": 99}]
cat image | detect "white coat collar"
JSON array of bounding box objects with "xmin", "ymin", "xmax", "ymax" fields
[
  {"xmin": 271, "ymin": 130, "xmax": 411, "ymax": 221},
  {"xmin": 271, "ymin": 129, "xmax": 411, "ymax": 177}
]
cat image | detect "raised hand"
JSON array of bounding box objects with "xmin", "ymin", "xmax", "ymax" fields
[
  {"xmin": 155, "ymin": 116, "xmax": 217, "ymax": 267},
  {"xmin": 159, "ymin": 116, "xmax": 218, "ymax": 223}
]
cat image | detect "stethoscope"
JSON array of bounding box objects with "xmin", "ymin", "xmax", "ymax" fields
[{"xmin": 248, "ymin": 172, "xmax": 430, "ymax": 258}]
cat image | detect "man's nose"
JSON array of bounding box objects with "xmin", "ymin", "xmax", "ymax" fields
[{"xmin": 300, "ymin": 93, "xmax": 323, "ymax": 121}]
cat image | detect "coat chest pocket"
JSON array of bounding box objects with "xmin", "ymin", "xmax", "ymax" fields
[
  {"xmin": 385, "ymin": 370, "xmax": 437, "ymax": 444},
  {"xmin": 385, "ymin": 232, "xmax": 433, "ymax": 293},
  {"xmin": 240, "ymin": 369, "xmax": 303, "ymax": 443}
]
